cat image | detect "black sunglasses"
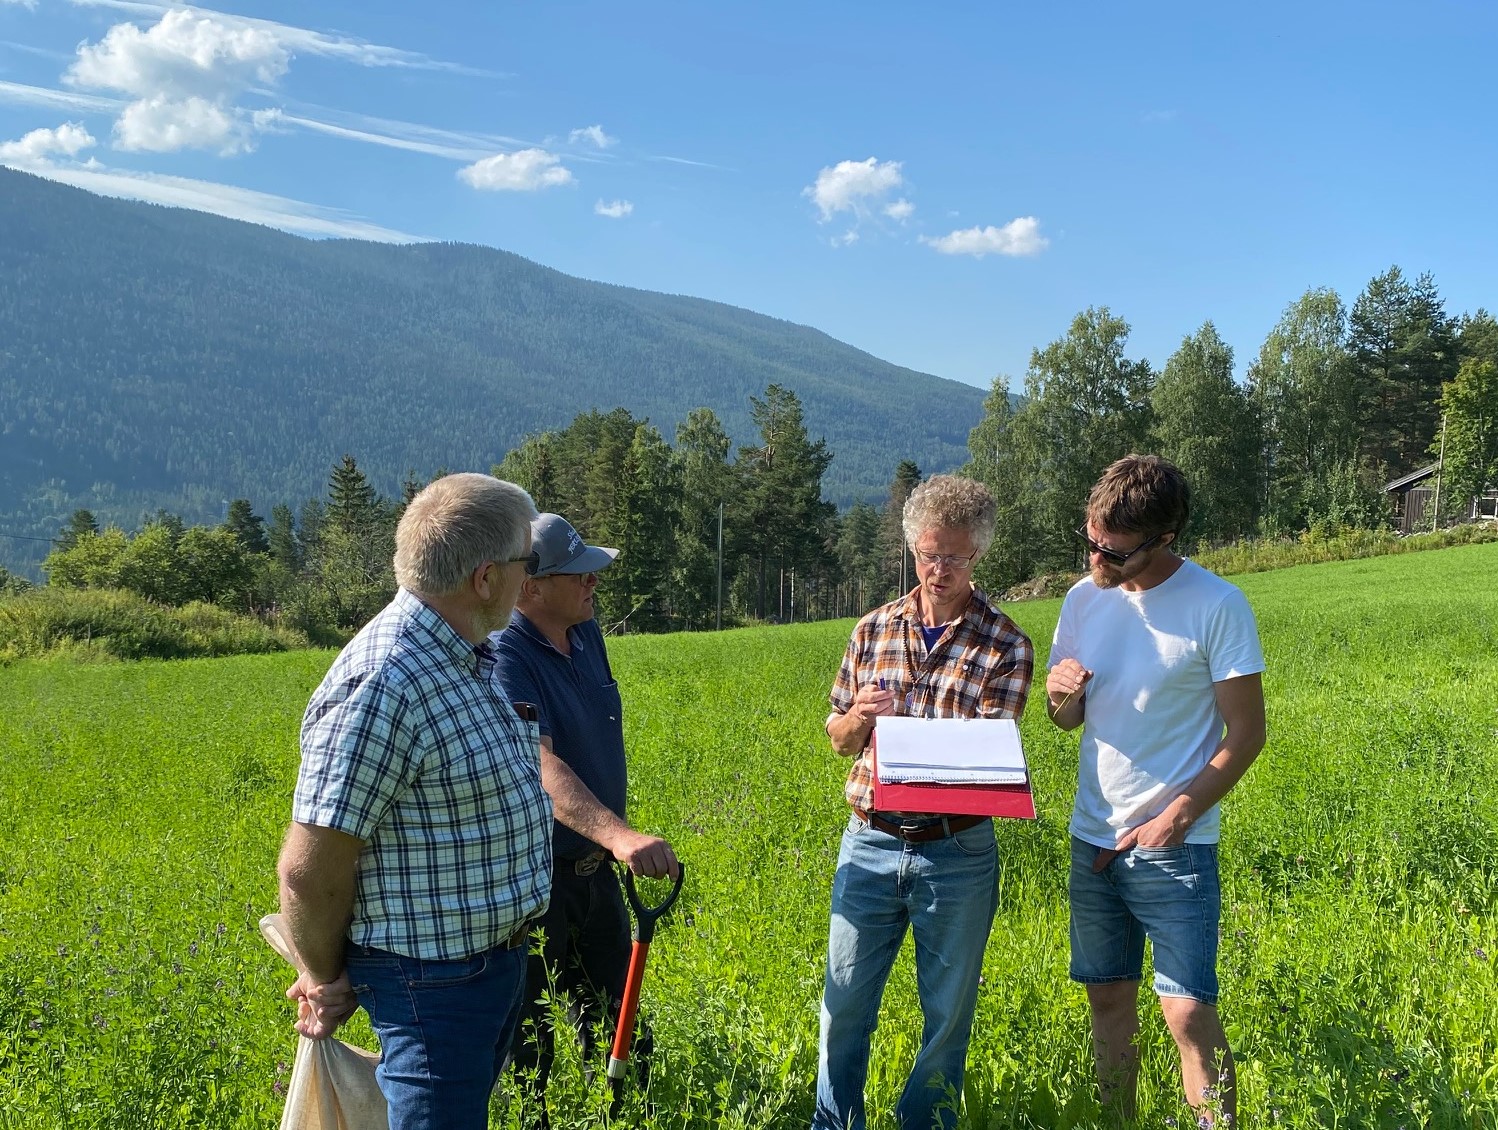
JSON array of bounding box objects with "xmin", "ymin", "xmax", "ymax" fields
[{"xmin": 1073, "ymin": 527, "xmax": 1164, "ymax": 566}]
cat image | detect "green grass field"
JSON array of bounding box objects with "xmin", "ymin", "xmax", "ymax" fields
[{"xmin": 1, "ymin": 543, "xmax": 1495, "ymax": 1128}]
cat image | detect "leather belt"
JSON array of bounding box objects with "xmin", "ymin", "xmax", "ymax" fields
[
  {"xmin": 503, "ymin": 918, "xmax": 535, "ymax": 950},
  {"xmin": 854, "ymin": 807, "xmax": 986, "ymax": 844}
]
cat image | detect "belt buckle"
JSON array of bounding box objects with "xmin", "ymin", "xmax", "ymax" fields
[
  {"xmin": 894, "ymin": 822, "xmax": 927, "ymax": 842},
  {"xmin": 574, "ymin": 852, "xmax": 605, "ymax": 876}
]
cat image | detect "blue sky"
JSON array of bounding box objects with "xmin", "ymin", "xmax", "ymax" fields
[{"xmin": 2, "ymin": 0, "xmax": 1494, "ymax": 392}]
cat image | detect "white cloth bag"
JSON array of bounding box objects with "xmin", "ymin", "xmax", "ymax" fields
[{"xmin": 259, "ymin": 913, "xmax": 388, "ymax": 1130}]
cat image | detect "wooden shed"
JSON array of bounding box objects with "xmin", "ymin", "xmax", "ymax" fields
[{"xmin": 1384, "ymin": 463, "xmax": 1498, "ymax": 534}]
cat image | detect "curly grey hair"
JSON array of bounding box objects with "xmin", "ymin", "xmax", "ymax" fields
[{"xmin": 902, "ymin": 474, "xmax": 996, "ymax": 555}]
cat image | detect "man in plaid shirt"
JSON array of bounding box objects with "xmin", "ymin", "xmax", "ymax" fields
[
  {"xmin": 814, "ymin": 474, "xmax": 1033, "ymax": 1130},
  {"xmin": 277, "ymin": 473, "xmax": 554, "ymax": 1130}
]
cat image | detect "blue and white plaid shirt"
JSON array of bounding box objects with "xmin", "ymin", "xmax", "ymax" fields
[{"xmin": 294, "ymin": 588, "xmax": 553, "ymax": 961}]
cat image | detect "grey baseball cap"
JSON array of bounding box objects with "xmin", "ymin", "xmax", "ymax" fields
[{"xmin": 527, "ymin": 513, "xmax": 619, "ymax": 576}]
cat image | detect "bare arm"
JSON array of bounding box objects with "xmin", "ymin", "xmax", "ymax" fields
[
  {"xmin": 277, "ymin": 821, "xmax": 363, "ymax": 1038},
  {"xmin": 1044, "ymin": 658, "xmax": 1091, "ymax": 731},
  {"xmin": 1127, "ymin": 672, "xmax": 1267, "ymax": 849},
  {"xmin": 541, "ymin": 737, "xmax": 679, "ymax": 879},
  {"xmin": 827, "ymin": 682, "xmax": 897, "ymax": 756}
]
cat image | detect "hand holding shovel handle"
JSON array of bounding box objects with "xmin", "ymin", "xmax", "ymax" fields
[{"xmin": 607, "ymin": 862, "xmax": 685, "ymax": 1086}]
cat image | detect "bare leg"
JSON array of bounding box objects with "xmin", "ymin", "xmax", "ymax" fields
[
  {"xmin": 1085, "ymin": 981, "xmax": 1141, "ymax": 1121},
  {"xmin": 1158, "ymin": 996, "xmax": 1235, "ymax": 1125}
]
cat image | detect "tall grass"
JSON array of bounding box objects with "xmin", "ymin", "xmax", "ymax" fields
[
  {"xmin": 0, "ymin": 588, "xmax": 309, "ymax": 662},
  {"xmin": 0, "ymin": 543, "xmax": 1493, "ymax": 1126}
]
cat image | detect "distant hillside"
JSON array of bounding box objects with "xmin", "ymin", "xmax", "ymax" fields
[{"xmin": 0, "ymin": 168, "xmax": 992, "ymax": 576}]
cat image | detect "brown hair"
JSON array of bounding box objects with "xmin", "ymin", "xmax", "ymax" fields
[{"xmin": 1085, "ymin": 455, "xmax": 1190, "ymax": 538}]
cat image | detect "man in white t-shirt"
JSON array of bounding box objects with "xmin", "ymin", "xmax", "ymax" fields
[{"xmin": 1045, "ymin": 455, "xmax": 1266, "ymax": 1127}]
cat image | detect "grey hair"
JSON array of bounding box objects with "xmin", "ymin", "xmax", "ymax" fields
[
  {"xmin": 902, "ymin": 474, "xmax": 997, "ymax": 556},
  {"xmin": 394, "ymin": 473, "xmax": 537, "ymax": 597}
]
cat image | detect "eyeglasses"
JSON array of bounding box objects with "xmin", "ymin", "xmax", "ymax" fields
[
  {"xmin": 913, "ymin": 549, "xmax": 978, "ymax": 570},
  {"xmin": 482, "ymin": 553, "xmax": 535, "ymax": 578},
  {"xmin": 1073, "ymin": 527, "xmax": 1164, "ymax": 566}
]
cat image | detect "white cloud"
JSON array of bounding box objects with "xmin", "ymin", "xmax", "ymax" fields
[
  {"xmin": 0, "ymin": 122, "xmax": 96, "ymax": 160},
  {"xmin": 1, "ymin": 0, "xmax": 39, "ymax": 9},
  {"xmin": 646, "ymin": 154, "xmax": 727, "ymax": 169},
  {"xmin": 884, "ymin": 198, "xmax": 914, "ymax": 222},
  {"xmin": 67, "ymin": 9, "xmax": 290, "ymax": 99},
  {"xmin": 569, "ymin": 124, "xmax": 616, "ymax": 149},
  {"xmin": 59, "ymin": 9, "xmax": 290, "ymax": 154},
  {"xmin": 803, "ymin": 157, "xmax": 904, "ymax": 221},
  {"xmin": 921, "ymin": 217, "xmax": 1049, "ymax": 258},
  {"xmin": 594, "ymin": 198, "xmax": 632, "ymax": 218},
  {"xmin": 0, "ymin": 78, "xmax": 122, "ymax": 113},
  {"xmin": 70, "ymin": 1, "xmax": 482, "ymax": 74},
  {"xmin": 114, "ymin": 93, "xmax": 267, "ymax": 154},
  {"xmin": 833, "ymin": 230, "xmax": 859, "ymax": 247},
  {"xmin": 458, "ymin": 148, "xmax": 573, "ymax": 192},
  {"xmin": 0, "ymin": 151, "xmax": 422, "ymax": 241},
  {"xmin": 279, "ymin": 103, "xmax": 537, "ymax": 162}
]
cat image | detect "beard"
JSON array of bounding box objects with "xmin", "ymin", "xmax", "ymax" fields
[{"xmin": 1090, "ymin": 556, "xmax": 1146, "ymax": 590}]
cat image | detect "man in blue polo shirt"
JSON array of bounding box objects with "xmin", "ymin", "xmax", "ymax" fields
[{"xmin": 492, "ymin": 513, "xmax": 680, "ymax": 1126}]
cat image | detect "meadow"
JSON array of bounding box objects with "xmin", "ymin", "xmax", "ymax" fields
[{"xmin": 0, "ymin": 543, "xmax": 1495, "ymax": 1128}]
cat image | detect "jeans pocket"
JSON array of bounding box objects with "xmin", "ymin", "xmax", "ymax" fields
[
  {"xmin": 951, "ymin": 820, "xmax": 996, "ymax": 857},
  {"xmin": 1133, "ymin": 844, "xmax": 1188, "ymax": 858},
  {"xmin": 411, "ymin": 951, "xmax": 490, "ymax": 988},
  {"xmin": 847, "ymin": 812, "xmax": 869, "ymax": 835}
]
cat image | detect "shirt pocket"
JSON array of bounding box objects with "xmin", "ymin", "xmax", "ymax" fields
[{"xmin": 599, "ymin": 679, "xmax": 623, "ymax": 724}]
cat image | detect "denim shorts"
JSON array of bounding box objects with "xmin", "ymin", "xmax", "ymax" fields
[{"xmin": 1068, "ymin": 836, "xmax": 1221, "ymax": 1005}]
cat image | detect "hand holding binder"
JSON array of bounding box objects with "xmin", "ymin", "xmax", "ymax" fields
[{"xmin": 871, "ymin": 716, "xmax": 1036, "ymax": 820}]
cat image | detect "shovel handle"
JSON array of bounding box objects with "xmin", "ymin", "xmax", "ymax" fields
[
  {"xmin": 621, "ymin": 862, "xmax": 685, "ymax": 945},
  {"xmin": 606, "ymin": 863, "xmax": 685, "ymax": 1083}
]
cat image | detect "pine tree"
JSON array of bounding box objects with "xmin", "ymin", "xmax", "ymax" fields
[
  {"xmin": 671, "ymin": 408, "xmax": 733, "ymax": 628},
  {"xmin": 733, "ymin": 385, "xmax": 834, "ymax": 621},
  {"xmin": 965, "ymin": 378, "xmax": 1033, "ymax": 592},
  {"xmin": 55, "ymin": 509, "xmax": 99, "ymax": 553},
  {"xmin": 222, "ymin": 499, "xmax": 269, "ymax": 554},
  {"xmin": 1349, "ymin": 267, "xmax": 1459, "ymax": 474},
  {"xmin": 877, "ymin": 460, "xmax": 922, "ymax": 598},
  {"xmin": 267, "ymin": 504, "xmax": 299, "ymax": 571}
]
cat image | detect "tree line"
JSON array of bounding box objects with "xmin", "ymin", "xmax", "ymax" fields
[{"xmin": 23, "ymin": 265, "xmax": 1498, "ymax": 635}]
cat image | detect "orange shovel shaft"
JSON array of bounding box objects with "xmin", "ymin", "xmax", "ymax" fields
[{"xmin": 606, "ymin": 939, "xmax": 650, "ymax": 1080}]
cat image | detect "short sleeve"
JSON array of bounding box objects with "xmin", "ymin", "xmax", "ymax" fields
[
  {"xmin": 294, "ymin": 671, "xmax": 418, "ymax": 841},
  {"xmin": 1049, "ymin": 592, "xmax": 1078, "ymax": 670},
  {"xmin": 1205, "ymin": 587, "xmax": 1265, "ymax": 683}
]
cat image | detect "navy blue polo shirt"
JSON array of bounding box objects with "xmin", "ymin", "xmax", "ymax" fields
[{"xmin": 490, "ymin": 611, "xmax": 627, "ymax": 862}]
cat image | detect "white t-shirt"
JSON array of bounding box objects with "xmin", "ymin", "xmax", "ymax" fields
[{"xmin": 1050, "ymin": 559, "xmax": 1264, "ymax": 847}]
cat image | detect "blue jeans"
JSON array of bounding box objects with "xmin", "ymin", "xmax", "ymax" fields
[
  {"xmin": 345, "ymin": 940, "xmax": 529, "ymax": 1130},
  {"xmin": 814, "ymin": 813, "xmax": 999, "ymax": 1130},
  {"xmin": 1068, "ymin": 836, "xmax": 1222, "ymax": 1004}
]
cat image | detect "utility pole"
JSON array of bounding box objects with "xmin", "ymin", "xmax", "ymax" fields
[
  {"xmin": 715, "ymin": 500, "xmax": 724, "ymax": 632},
  {"xmin": 1432, "ymin": 413, "xmax": 1448, "ymax": 532}
]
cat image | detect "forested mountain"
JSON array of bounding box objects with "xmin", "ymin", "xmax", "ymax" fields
[{"xmin": 0, "ymin": 168, "xmax": 985, "ymax": 575}]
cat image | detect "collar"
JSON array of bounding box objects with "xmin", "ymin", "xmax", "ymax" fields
[
  {"xmin": 508, "ymin": 609, "xmax": 587, "ymax": 658},
  {"xmin": 891, "ymin": 586, "xmax": 985, "ymax": 631},
  {"xmin": 395, "ymin": 587, "xmax": 481, "ymax": 668}
]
